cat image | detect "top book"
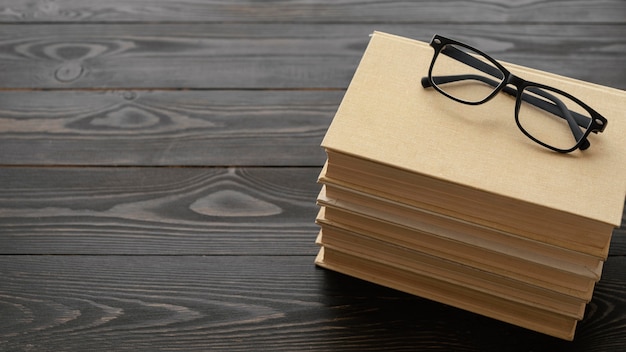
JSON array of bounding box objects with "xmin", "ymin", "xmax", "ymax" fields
[{"xmin": 321, "ymin": 32, "xmax": 626, "ymax": 256}]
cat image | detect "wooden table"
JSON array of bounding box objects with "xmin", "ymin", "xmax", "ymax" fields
[{"xmin": 1, "ymin": 1, "xmax": 625, "ymax": 350}]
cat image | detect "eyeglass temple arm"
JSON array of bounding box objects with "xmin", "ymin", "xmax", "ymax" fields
[
  {"xmin": 422, "ymin": 45, "xmax": 591, "ymax": 148},
  {"xmin": 422, "ymin": 74, "xmax": 589, "ymax": 131},
  {"xmin": 437, "ymin": 46, "xmax": 590, "ymax": 130},
  {"xmin": 422, "ymin": 74, "xmax": 590, "ymax": 150},
  {"xmin": 526, "ymin": 86, "xmax": 588, "ymax": 147}
]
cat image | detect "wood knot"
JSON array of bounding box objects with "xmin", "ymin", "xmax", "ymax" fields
[
  {"xmin": 190, "ymin": 190, "xmax": 283, "ymax": 217},
  {"xmin": 55, "ymin": 62, "xmax": 83, "ymax": 82},
  {"xmin": 122, "ymin": 91, "xmax": 137, "ymax": 100}
]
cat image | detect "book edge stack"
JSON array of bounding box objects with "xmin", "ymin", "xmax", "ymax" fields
[{"xmin": 315, "ymin": 161, "xmax": 609, "ymax": 340}]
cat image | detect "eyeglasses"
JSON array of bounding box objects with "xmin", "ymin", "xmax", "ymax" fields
[{"xmin": 421, "ymin": 34, "xmax": 608, "ymax": 153}]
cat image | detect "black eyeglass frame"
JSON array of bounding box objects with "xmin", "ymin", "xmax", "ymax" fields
[{"xmin": 421, "ymin": 34, "xmax": 608, "ymax": 153}]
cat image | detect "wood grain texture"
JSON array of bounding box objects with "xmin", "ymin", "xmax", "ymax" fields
[
  {"xmin": 0, "ymin": 0, "xmax": 624, "ymax": 23},
  {"xmin": 1, "ymin": 167, "xmax": 622, "ymax": 256},
  {"xmin": 0, "ymin": 24, "xmax": 624, "ymax": 89},
  {"xmin": 0, "ymin": 167, "xmax": 321, "ymax": 255},
  {"xmin": 0, "ymin": 0, "xmax": 624, "ymax": 349},
  {"xmin": 1, "ymin": 255, "xmax": 625, "ymax": 352},
  {"xmin": 0, "ymin": 90, "xmax": 337, "ymax": 165}
]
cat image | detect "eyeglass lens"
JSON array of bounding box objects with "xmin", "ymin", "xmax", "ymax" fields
[
  {"xmin": 517, "ymin": 86, "xmax": 592, "ymax": 150},
  {"xmin": 431, "ymin": 44, "xmax": 505, "ymax": 103}
]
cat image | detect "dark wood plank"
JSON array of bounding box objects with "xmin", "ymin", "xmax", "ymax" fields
[
  {"xmin": 0, "ymin": 90, "xmax": 337, "ymax": 166},
  {"xmin": 1, "ymin": 167, "xmax": 624, "ymax": 257},
  {"xmin": 0, "ymin": 24, "xmax": 624, "ymax": 89},
  {"xmin": 0, "ymin": 167, "xmax": 321, "ymax": 255},
  {"xmin": 0, "ymin": 0, "xmax": 624, "ymax": 24},
  {"xmin": 1, "ymin": 255, "xmax": 625, "ymax": 351}
]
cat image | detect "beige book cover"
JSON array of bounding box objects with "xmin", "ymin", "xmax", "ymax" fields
[{"xmin": 321, "ymin": 32, "xmax": 626, "ymax": 237}]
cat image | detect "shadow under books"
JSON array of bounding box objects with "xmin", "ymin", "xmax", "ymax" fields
[{"xmin": 317, "ymin": 266, "xmax": 586, "ymax": 351}]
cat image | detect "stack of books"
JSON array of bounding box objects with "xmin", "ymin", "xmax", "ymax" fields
[{"xmin": 315, "ymin": 32, "xmax": 626, "ymax": 341}]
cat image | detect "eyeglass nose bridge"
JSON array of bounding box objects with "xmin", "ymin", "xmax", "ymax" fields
[{"xmin": 504, "ymin": 74, "xmax": 527, "ymax": 92}]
